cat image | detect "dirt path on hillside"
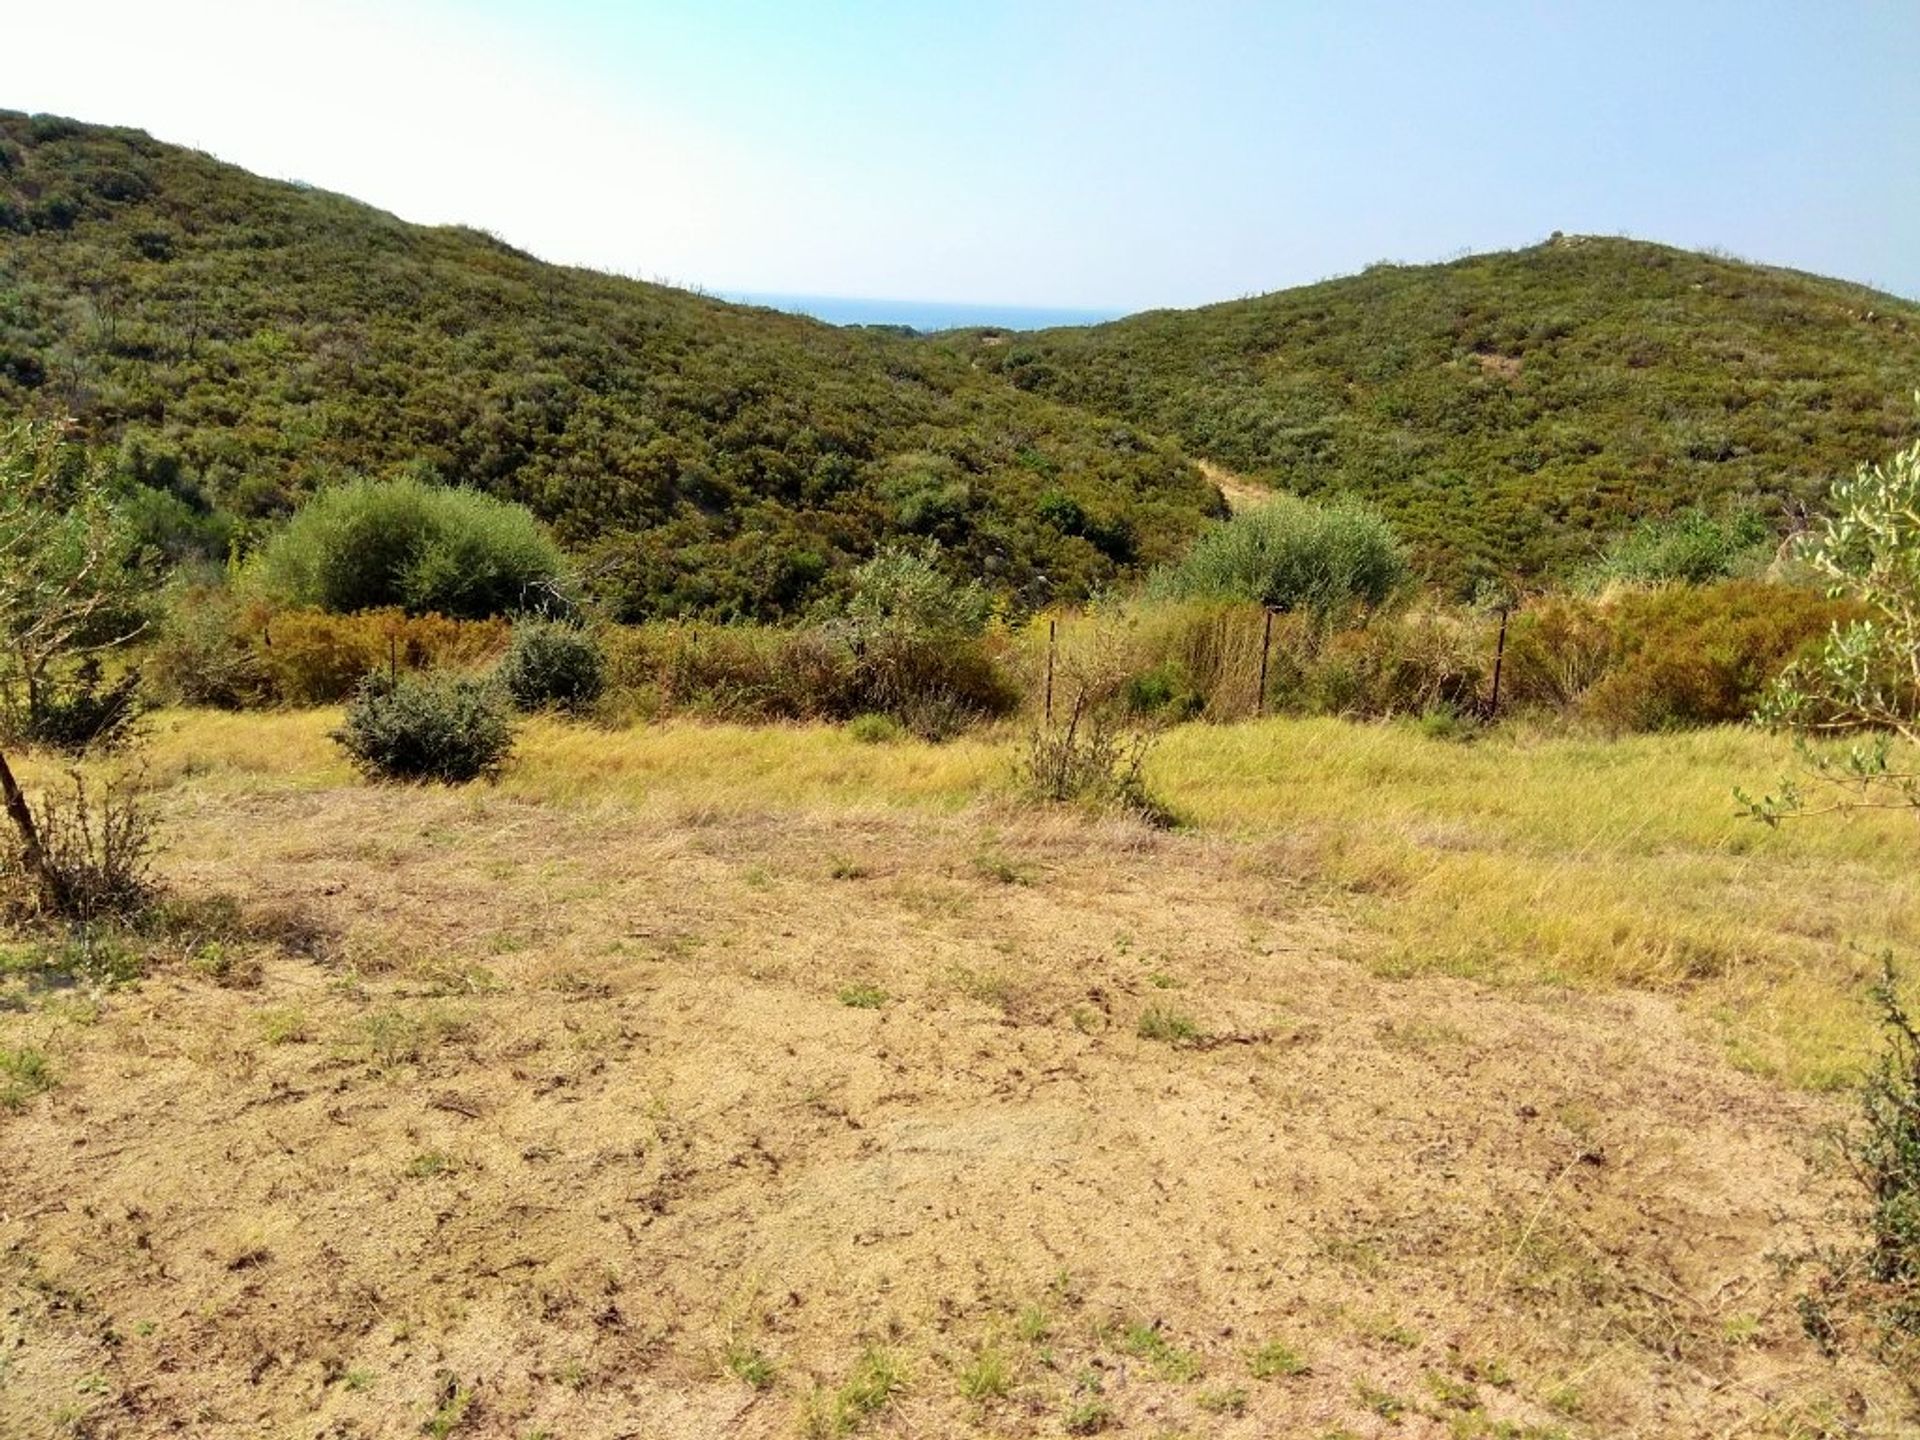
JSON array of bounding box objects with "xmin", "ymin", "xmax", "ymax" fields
[
  {"xmin": 1196, "ymin": 458, "xmax": 1275, "ymax": 513},
  {"xmin": 1, "ymin": 785, "xmax": 1908, "ymax": 1437}
]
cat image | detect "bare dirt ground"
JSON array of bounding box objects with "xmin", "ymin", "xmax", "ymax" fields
[
  {"xmin": 1194, "ymin": 461, "xmax": 1274, "ymax": 515},
  {"xmin": 1, "ymin": 774, "xmax": 1910, "ymax": 1437}
]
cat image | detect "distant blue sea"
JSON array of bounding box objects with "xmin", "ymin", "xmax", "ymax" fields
[{"xmin": 723, "ymin": 292, "xmax": 1125, "ymax": 333}]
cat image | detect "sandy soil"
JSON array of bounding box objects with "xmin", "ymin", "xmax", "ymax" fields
[
  {"xmin": 1, "ymin": 781, "xmax": 1908, "ymax": 1437},
  {"xmin": 1194, "ymin": 461, "xmax": 1274, "ymax": 516}
]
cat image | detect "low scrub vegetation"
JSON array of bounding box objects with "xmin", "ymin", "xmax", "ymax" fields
[
  {"xmin": 1857, "ymin": 962, "xmax": 1920, "ymax": 1346},
  {"xmin": 1510, "ymin": 580, "xmax": 1854, "ymax": 731},
  {"xmin": 970, "ymin": 236, "xmax": 1920, "ymax": 590},
  {"xmin": 497, "ymin": 619, "xmax": 605, "ymax": 712},
  {"xmin": 0, "ymin": 113, "xmax": 1220, "ymax": 620},
  {"xmin": 333, "ymin": 671, "xmax": 515, "ymax": 784},
  {"xmin": 147, "ymin": 589, "xmax": 508, "ymax": 708},
  {"xmin": 1035, "ymin": 580, "xmax": 1842, "ymax": 731},
  {"xmin": 10, "ymin": 658, "xmax": 144, "ymax": 757},
  {"xmin": 133, "ymin": 573, "xmax": 1846, "ymax": 743},
  {"xmin": 1017, "ymin": 692, "xmax": 1171, "ymax": 824},
  {"xmin": 0, "ymin": 767, "xmax": 158, "ymax": 923},
  {"xmin": 1587, "ymin": 503, "xmax": 1778, "ymax": 587}
]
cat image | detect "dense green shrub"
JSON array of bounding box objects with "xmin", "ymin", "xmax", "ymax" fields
[
  {"xmin": 118, "ymin": 481, "xmax": 235, "ymax": 566},
  {"xmin": 841, "ymin": 544, "xmax": 992, "ymax": 639},
  {"xmin": 497, "ymin": 621, "xmax": 605, "ymax": 712},
  {"xmin": 846, "ymin": 713, "xmax": 905, "ymax": 744},
  {"xmin": 1122, "ymin": 662, "xmax": 1206, "ymax": 720},
  {"xmin": 832, "ymin": 546, "xmax": 1013, "ymax": 737},
  {"xmin": 1155, "ymin": 496, "xmax": 1408, "ymax": 620},
  {"xmin": 333, "ymin": 671, "xmax": 514, "ymax": 783},
  {"xmin": 1588, "ymin": 505, "xmax": 1776, "ymax": 586},
  {"xmin": 255, "ymin": 477, "xmax": 565, "ymax": 620}
]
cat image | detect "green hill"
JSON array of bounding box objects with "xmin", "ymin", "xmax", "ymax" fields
[
  {"xmin": 6, "ymin": 109, "xmax": 1919, "ymax": 611},
  {"xmin": 962, "ymin": 236, "xmax": 1920, "ymax": 590},
  {"xmin": 0, "ymin": 111, "xmax": 1217, "ymax": 618}
]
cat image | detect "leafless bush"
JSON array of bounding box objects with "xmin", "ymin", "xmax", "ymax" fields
[
  {"xmin": 1016, "ymin": 691, "xmax": 1175, "ymax": 825},
  {"xmin": 1, "ymin": 767, "xmax": 159, "ymax": 922}
]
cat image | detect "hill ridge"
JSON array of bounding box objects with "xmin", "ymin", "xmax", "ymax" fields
[
  {"xmin": 0, "ymin": 109, "xmax": 1216, "ymax": 619},
  {"xmin": 6, "ymin": 108, "xmax": 1920, "ymax": 603},
  {"xmin": 968, "ymin": 233, "xmax": 1920, "ymax": 587}
]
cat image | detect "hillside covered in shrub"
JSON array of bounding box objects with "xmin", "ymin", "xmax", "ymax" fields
[
  {"xmin": 0, "ymin": 111, "xmax": 1218, "ymax": 618},
  {"xmin": 7, "ymin": 109, "xmax": 1920, "ymax": 615},
  {"xmin": 968, "ymin": 237, "xmax": 1920, "ymax": 590}
]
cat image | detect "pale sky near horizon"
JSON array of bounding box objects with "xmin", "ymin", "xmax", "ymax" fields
[{"xmin": 5, "ymin": 0, "xmax": 1917, "ymax": 309}]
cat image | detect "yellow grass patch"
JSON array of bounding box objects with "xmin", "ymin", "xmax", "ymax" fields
[{"xmin": 117, "ymin": 708, "xmax": 1920, "ymax": 1088}]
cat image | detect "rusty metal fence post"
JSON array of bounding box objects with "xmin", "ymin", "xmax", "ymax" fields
[
  {"xmin": 1487, "ymin": 605, "xmax": 1510, "ymax": 720},
  {"xmin": 1044, "ymin": 617, "xmax": 1057, "ymax": 726},
  {"xmin": 1256, "ymin": 608, "xmax": 1275, "ymax": 717}
]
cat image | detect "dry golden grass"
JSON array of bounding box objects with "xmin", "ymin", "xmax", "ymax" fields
[
  {"xmin": 129, "ymin": 709, "xmax": 1920, "ymax": 1087},
  {"xmin": 1152, "ymin": 720, "xmax": 1919, "ymax": 1090},
  {"xmin": 1, "ymin": 709, "xmax": 1915, "ymax": 1437}
]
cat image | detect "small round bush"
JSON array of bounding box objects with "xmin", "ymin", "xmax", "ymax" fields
[
  {"xmin": 497, "ymin": 621, "xmax": 605, "ymax": 712},
  {"xmin": 257, "ymin": 477, "xmax": 565, "ymax": 619},
  {"xmin": 333, "ymin": 671, "xmax": 514, "ymax": 783},
  {"xmin": 1156, "ymin": 495, "xmax": 1408, "ymax": 619},
  {"xmin": 846, "ymin": 713, "xmax": 905, "ymax": 744}
]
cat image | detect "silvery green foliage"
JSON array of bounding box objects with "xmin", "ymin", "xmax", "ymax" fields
[
  {"xmin": 842, "ymin": 543, "xmax": 992, "ymax": 641},
  {"xmin": 1153, "ymin": 494, "xmax": 1408, "ymax": 622},
  {"xmin": 1742, "ymin": 414, "xmax": 1920, "ymax": 822}
]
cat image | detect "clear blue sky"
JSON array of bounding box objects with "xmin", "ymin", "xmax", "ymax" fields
[{"xmin": 6, "ymin": 0, "xmax": 1917, "ymax": 308}]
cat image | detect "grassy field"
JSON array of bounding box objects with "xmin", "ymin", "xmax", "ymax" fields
[
  {"xmin": 138, "ymin": 709, "xmax": 1919, "ymax": 1087},
  {"xmin": 2, "ymin": 711, "xmax": 1916, "ymax": 1437}
]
